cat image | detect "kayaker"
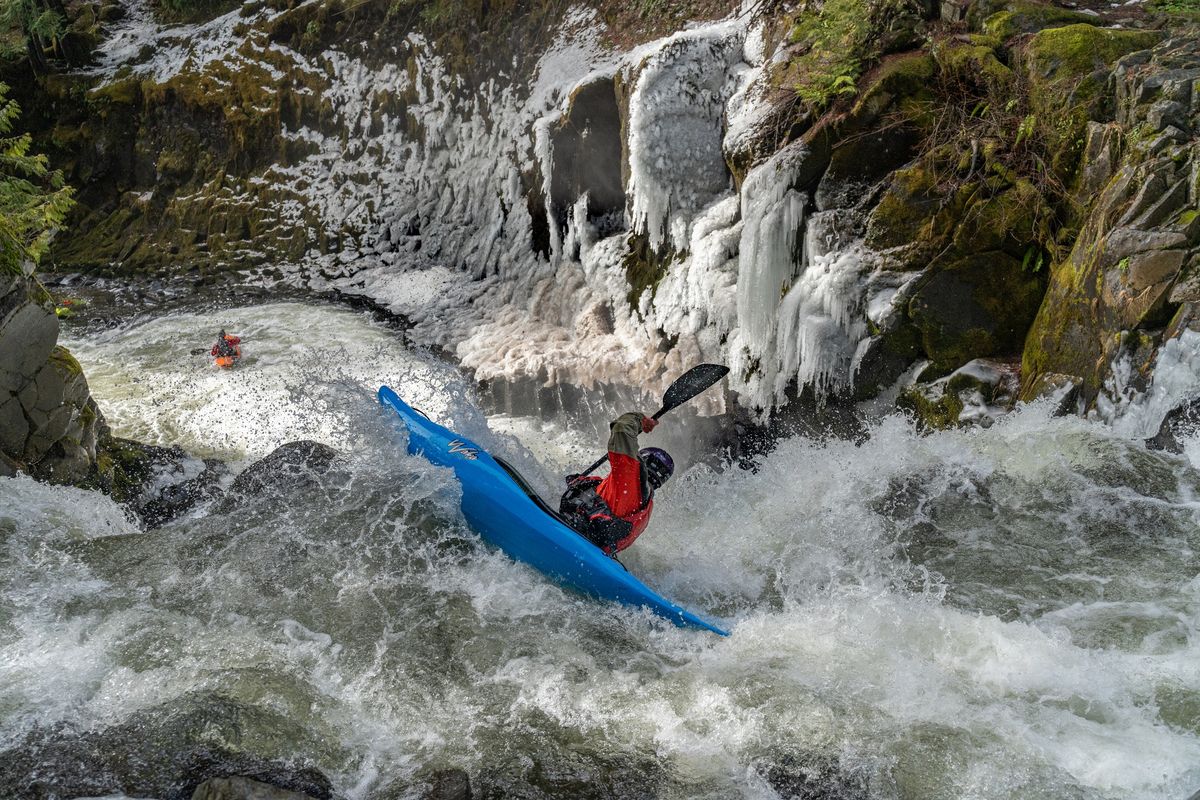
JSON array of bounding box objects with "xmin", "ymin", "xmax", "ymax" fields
[
  {"xmin": 559, "ymin": 412, "xmax": 674, "ymax": 555},
  {"xmin": 210, "ymin": 329, "xmax": 241, "ymax": 359}
]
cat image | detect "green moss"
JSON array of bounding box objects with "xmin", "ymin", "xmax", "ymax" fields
[
  {"xmin": 1147, "ymin": 0, "xmax": 1200, "ymax": 16},
  {"xmin": 852, "ymin": 52, "xmax": 936, "ymax": 123},
  {"xmin": 779, "ymin": 0, "xmax": 925, "ymax": 111},
  {"xmin": 1024, "ymin": 25, "xmax": 1162, "ymax": 184},
  {"xmin": 953, "ymin": 180, "xmax": 1046, "ymax": 257},
  {"xmin": 981, "ymin": 2, "xmax": 1096, "ymax": 41},
  {"xmin": 87, "ymin": 76, "xmax": 142, "ymax": 107},
  {"xmin": 152, "ymin": 0, "xmax": 240, "ymax": 25},
  {"xmin": 935, "ymin": 42, "xmax": 1013, "ymax": 92},
  {"xmin": 864, "ymin": 163, "xmax": 942, "ymax": 250},
  {"xmin": 48, "ymin": 346, "xmax": 84, "ymax": 377},
  {"xmin": 910, "ymin": 251, "xmax": 1047, "ymax": 375},
  {"xmin": 97, "ymin": 436, "xmax": 155, "ymax": 503},
  {"xmin": 1026, "ymin": 24, "xmax": 1161, "ymax": 80},
  {"xmin": 898, "ymin": 385, "xmax": 966, "ymax": 429},
  {"xmin": 624, "ymin": 233, "xmax": 676, "ymax": 310}
]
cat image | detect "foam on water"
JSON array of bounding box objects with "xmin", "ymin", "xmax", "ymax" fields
[
  {"xmin": 9, "ymin": 304, "xmax": 1200, "ymax": 799},
  {"xmin": 60, "ymin": 303, "xmax": 468, "ymax": 462}
]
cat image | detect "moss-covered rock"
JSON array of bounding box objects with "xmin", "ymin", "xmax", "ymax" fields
[
  {"xmin": 933, "ymin": 40, "xmax": 1013, "ymax": 93},
  {"xmin": 899, "ymin": 381, "xmax": 965, "ymax": 428},
  {"xmin": 975, "ymin": 0, "xmax": 1098, "ymax": 41},
  {"xmin": 898, "ymin": 357, "xmax": 1019, "ymax": 429},
  {"xmin": 909, "ymin": 250, "xmax": 1047, "ymax": 376},
  {"xmin": 1023, "ymin": 24, "xmax": 1163, "ymax": 184},
  {"xmin": 624, "ymin": 233, "xmax": 677, "ymax": 309},
  {"xmin": 864, "ymin": 162, "xmax": 945, "ymax": 252}
]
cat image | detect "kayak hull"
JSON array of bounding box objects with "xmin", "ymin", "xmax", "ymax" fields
[
  {"xmin": 215, "ymin": 345, "xmax": 241, "ymax": 369},
  {"xmin": 378, "ymin": 386, "xmax": 727, "ymax": 636}
]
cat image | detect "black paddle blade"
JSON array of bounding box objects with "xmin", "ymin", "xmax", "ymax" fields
[{"xmin": 655, "ymin": 363, "xmax": 729, "ymax": 419}]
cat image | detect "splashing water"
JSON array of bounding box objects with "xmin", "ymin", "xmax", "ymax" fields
[{"xmin": 7, "ymin": 303, "xmax": 1200, "ymax": 799}]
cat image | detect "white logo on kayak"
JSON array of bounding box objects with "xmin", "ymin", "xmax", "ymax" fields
[{"xmin": 448, "ymin": 440, "xmax": 479, "ymax": 460}]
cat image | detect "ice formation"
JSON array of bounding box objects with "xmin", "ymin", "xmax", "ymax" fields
[
  {"xmin": 84, "ymin": 0, "xmax": 901, "ymax": 414},
  {"xmin": 1103, "ymin": 329, "xmax": 1200, "ymax": 439}
]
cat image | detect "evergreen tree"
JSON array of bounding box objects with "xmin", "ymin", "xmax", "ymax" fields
[
  {"xmin": 0, "ymin": 81, "xmax": 73, "ymax": 276},
  {"xmin": 0, "ymin": 0, "xmax": 77, "ymax": 73}
]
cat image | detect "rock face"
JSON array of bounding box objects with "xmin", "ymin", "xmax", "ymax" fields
[
  {"xmin": 0, "ymin": 274, "xmax": 102, "ymax": 483},
  {"xmin": 1021, "ymin": 35, "xmax": 1200, "ymax": 406},
  {"xmin": 0, "ymin": 273, "xmax": 219, "ymax": 520}
]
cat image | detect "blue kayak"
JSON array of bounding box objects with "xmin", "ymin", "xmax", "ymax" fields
[{"xmin": 378, "ymin": 386, "xmax": 728, "ymax": 636}]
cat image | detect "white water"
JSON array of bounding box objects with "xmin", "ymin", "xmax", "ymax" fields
[{"xmin": 6, "ymin": 303, "xmax": 1200, "ymax": 799}]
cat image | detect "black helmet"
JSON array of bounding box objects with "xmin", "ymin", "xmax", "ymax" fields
[
  {"xmin": 219, "ymin": 329, "xmax": 226, "ymax": 337},
  {"xmin": 640, "ymin": 447, "xmax": 674, "ymax": 490}
]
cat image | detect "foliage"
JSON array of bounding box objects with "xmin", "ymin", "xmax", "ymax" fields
[
  {"xmin": 896, "ymin": 39, "xmax": 1068, "ymax": 260},
  {"xmin": 0, "ymin": 0, "xmax": 65, "ymax": 69},
  {"xmin": 0, "ymin": 82, "xmax": 74, "ymax": 276},
  {"xmin": 1147, "ymin": 0, "xmax": 1200, "ymax": 15},
  {"xmin": 386, "ymin": 0, "xmax": 456, "ymax": 26},
  {"xmin": 152, "ymin": 0, "xmax": 239, "ymax": 24},
  {"xmin": 786, "ymin": 0, "xmax": 923, "ymax": 110}
]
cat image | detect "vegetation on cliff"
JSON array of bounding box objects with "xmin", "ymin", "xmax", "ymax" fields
[{"xmin": 0, "ymin": 80, "xmax": 72, "ymax": 275}]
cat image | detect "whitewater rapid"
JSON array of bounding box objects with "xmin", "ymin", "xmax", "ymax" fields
[{"xmin": 3, "ymin": 302, "xmax": 1200, "ymax": 799}]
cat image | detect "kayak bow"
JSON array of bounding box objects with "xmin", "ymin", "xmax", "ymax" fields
[{"xmin": 378, "ymin": 385, "xmax": 728, "ymax": 636}]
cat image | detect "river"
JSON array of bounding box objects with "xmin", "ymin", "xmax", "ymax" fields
[{"xmin": 2, "ymin": 301, "xmax": 1199, "ymax": 799}]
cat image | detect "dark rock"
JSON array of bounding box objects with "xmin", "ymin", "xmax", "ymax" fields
[
  {"xmin": 1169, "ymin": 253, "xmax": 1200, "ymax": 304},
  {"xmin": 1076, "ymin": 121, "xmax": 1122, "ymax": 200},
  {"xmin": 0, "ymin": 695, "xmax": 333, "ymax": 800},
  {"xmin": 1146, "ymin": 99, "xmax": 1188, "ymax": 133},
  {"xmin": 228, "ymin": 440, "xmax": 338, "ymax": 497},
  {"xmin": 1147, "ymin": 396, "xmax": 1200, "ymax": 454},
  {"xmin": 192, "ymin": 776, "xmax": 319, "ymax": 800},
  {"xmin": 852, "ymin": 320, "xmax": 922, "ymax": 401},
  {"xmin": 908, "ymin": 251, "xmax": 1047, "ymax": 377},
  {"xmin": 88, "ymin": 435, "xmax": 226, "ymax": 526},
  {"xmin": 1024, "ymin": 372, "xmax": 1084, "ymax": 416},
  {"xmin": 899, "ymin": 358, "xmax": 1020, "ymax": 429},
  {"xmin": 814, "ymin": 125, "xmax": 921, "ymax": 211},
  {"xmin": 424, "ymin": 768, "xmax": 472, "ymax": 800},
  {"xmin": 1131, "ymin": 177, "xmax": 1189, "ymax": 230},
  {"xmin": 139, "ymin": 457, "xmax": 230, "ymax": 527},
  {"xmin": 758, "ymin": 755, "xmax": 869, "ymax": 800},
  {"xmin": 549, "ymin": 78, "xmax": 625, "ymax": 234}
]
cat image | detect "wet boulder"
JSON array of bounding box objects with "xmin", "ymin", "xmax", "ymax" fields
[
  {"xmin": 1147, "ymin": 397, "xmax": 1200, "ymax": 454},
  {"xmin": 89, "ymin": 435, "xmax": 227, "ymax": 527},
  {"xmin": 757, "ymin": 754, "xmax": 870, "ymax": 800},
  {"xmin": 422, "ymin": 768, "xmax": 472, "ymax": 800},
  {"xmin": 192, "ymin": 776, "xmax": 321, "ymax": 800},
  {"xmin": 0, "ymin": 694, "xmax": 333, "ymax": 800},
  {"xmin": 899, "ymin": 358, "xmax": 1020, "ymax": 429},
  {"xmin": 0, "ymin": 275, "xmax": 104, "ymax": 484},
  {"xmin": 908, "ymin": 251, "xmax": 1046, "ymax": 377},
  {"xmin": 228, "ymin": 440, "xmax": 338, "ymax": 498}
]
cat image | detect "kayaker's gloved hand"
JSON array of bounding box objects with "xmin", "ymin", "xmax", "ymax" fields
[{"xmin": 641, "ymin": 416, "xmax": 658, "ymax": 434}]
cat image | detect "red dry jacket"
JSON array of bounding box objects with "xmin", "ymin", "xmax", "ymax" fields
[
  {"xmin": 211, "ymin": 335, "xmax": 241, "ymax": 356},
  {"xmin": 594, "ymin": 411, "xmax": 653, "ymax": 552}
]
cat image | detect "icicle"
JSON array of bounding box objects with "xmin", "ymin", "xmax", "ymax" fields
[{"xmin": 733, "ymin": 141, "xmax": 809, "ymax": 369}]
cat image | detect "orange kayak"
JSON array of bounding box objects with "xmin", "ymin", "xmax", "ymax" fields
[{"xmin": 214, "ymin": 345, "xmax": 241, "ymax": 368}]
